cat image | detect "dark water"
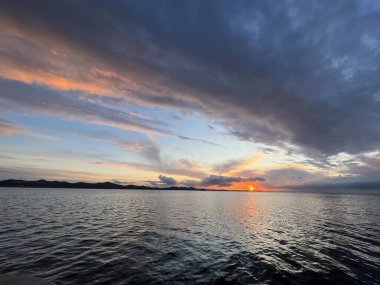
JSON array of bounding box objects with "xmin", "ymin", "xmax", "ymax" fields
[{"xmin": 0, "ymin": 188, "xmax": 379, "ymax": 285}]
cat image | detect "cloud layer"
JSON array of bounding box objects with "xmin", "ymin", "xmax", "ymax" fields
[
  {"xmin": 1, "ymin": 1, "xmax": 380, "ymax": 156},
  {"xmin": 0, "ymin": 1, "xmax": 379, "ymax": 189},
  {"xmin": 183, "ymin": 175, "xmax": 265, "ymax": 188},
  {"xmin": 0, "ymin": 118, "xmax": 24, "ymax": 135}
]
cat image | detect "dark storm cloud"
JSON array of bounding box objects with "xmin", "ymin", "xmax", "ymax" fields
[
  {"xmin": 1, "ymin": 0, "xmax": 380, "ymax": 155},
  {"xmin": 183, "ymin": 175, "xmax": 265, "ymax": 187}
]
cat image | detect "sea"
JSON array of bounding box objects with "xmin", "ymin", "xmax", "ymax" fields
[{"xmin": 0, "ymin": 188, "xmax": 379, "ymax": 284}]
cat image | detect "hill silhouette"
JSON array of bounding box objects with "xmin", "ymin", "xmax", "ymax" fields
[{"xmin": 0, "ymin": 179, "xmax": 202, "ymax": 191}]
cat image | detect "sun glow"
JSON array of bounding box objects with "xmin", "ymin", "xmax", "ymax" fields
[{"xmin": 249, "ymin": 185, "xmax": 255, "ymax": 191}]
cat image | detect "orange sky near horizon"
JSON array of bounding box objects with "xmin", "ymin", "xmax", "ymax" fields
[{"xmin": 211, "ymin": 181, "xmax": 271, "ymax": 191}]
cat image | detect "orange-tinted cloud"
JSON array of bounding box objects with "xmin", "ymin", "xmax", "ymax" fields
[
  {"xmin": 214, "ymin": 153, "xmax": 266, "ymax": 176},
  {"xmin": 0, "ymin": 80, "xmax": 171, "ymax": 136},
  {"xmin": 0, "ymin": 13, "xmax": 197, "ymax": 112},
  {"xmin": 181, "ymin": 175, "xmax": 266, "ymax": 189},
  {"xmin": 94, "ymin": 158, "xmax": 207, "ymax": 180},
  {"xmin": 0, "ymin": 118, "xmax": 24, "ymax": 135}
]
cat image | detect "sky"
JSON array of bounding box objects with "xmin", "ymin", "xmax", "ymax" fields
[{"xmin": 0, "ymin": 0, "xmax": 380, "ymax": 191}]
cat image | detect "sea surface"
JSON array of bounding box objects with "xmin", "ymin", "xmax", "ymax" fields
[{"xmin": 0, "ymin": 188, "xmax": 379, "ymax": 285}]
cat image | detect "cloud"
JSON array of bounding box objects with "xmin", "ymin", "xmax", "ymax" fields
[
  {"xmin": 334, "ymin": 152, "xmax": 380, "ymax": 180},
  {"xmin": 158, "ymin": 174, "xmax": 177, "ymax": 186},
  {"xmin": 0, "ymin": 0, "xmax": 380, "ymax": 158},
  {"xmin": 183, "ymin": 175, "xmax": 265, "ymax": 187},
  {"xmin": 263, "ymin": 167, "xmax": 327, "ymax": 188},
  {"xmin": 115, "ymin": 137, "xmax": 162, "ymax": 166},
  {"xmin": 0, "ymin": 118, "xmax": 24, "ymax": 135},
  {"xmin": 39, "ymin": 126, "xmax": 211, "ymax": 180},
  {"xmin": 0, "ymin": 80, "xmax": 170, "ymax": 135},
  {"xmin": 94, "ymin": 157, "xmax": 207, "ymax": 180},
  {"xmin": 260, "ymin": 151, "xmax": 380, "ymax": 190},
  {"xmin": 73, "ymin": 129, "xmax": 215, "ymax": 175},
  {"xmin": 285, "ymin": 179, "xmax": 380, "ymax": 192},
  {"xmin": 0, "ymin": 165, "xmax": 107, "ymax": 182},
  {"xmin": 177, "ymin": 135, "xmax": 222, "ymax": 147},
  {"xmin": 213, "ymin": 153, "xmax": 265, "ymax": 175},
  {"xmin": 0, "ymin": 5, "xmax": 204, "ymax": 112}
]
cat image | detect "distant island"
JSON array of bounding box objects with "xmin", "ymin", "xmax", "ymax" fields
[{"xmin": 0, "ymin": 179, "xmax": 205, "ymax": 191}]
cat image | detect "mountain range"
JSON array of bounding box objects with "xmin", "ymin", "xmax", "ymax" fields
[{"xmin": 0, "ymin": 179, "xmax": 203, "ymax": 191}]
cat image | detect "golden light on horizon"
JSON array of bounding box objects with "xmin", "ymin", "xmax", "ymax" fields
[{"xmin": 249, "ymin": 185, "xmax": 255, "ymax": 191}]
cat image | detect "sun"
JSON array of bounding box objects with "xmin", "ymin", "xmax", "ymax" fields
[{"xmin": 249, "ymin": 185, "xmax": 255, "ymax": 191}]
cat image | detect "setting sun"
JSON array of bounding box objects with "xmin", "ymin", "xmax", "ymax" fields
[{"xmin": 249, "ymin": 185, "xmax": 255, "ymax": 191}]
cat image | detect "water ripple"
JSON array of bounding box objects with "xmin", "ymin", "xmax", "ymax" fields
[{"xmin": 0, "ymin": 188, "xmax": 379, "ymax": 284}]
